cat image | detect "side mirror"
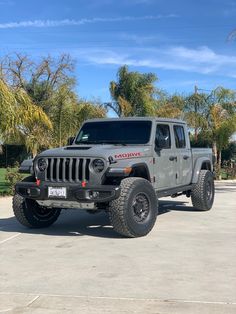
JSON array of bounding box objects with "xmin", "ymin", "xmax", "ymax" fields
[
  {"xmin": 19, "ymin": 159, "xmax": 33, "ymax": 174},
  {"xmin": 67, "ymin": 136, "xmax": 75, "ymax": 146}
]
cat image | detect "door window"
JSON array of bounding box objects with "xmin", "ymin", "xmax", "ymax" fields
[
  {"xmin": 174, "ymin": 125, "xmax": 186, "ymax": 148},
  {"xmin": 155, "ymin": 124, "xmax": 171, "ymax": 149}
]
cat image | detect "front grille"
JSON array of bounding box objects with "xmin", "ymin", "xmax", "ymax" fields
[{"xmin": 45, "ymin": 158, "xmax": 91, "ymax": 183}]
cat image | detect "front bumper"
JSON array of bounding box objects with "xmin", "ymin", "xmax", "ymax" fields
[{"xmin": 15, "ymin": 181, "xmax": 121, "ymax": 203}]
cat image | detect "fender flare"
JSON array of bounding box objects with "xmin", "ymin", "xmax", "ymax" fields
[
  {"xmin": 131, "ymin": 162, "xmax": 151, "ymax": 182},
  {"xmin": 192, "ymin": 157, "xmax": 212, "ymax": 183}
]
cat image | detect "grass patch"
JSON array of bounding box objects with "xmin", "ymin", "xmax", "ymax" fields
[
  {"xmin": 0, "ymin": 168, "xmax": 28, "ymax": 196},
  {"xmin": 0, "ymin": 168, "xmax": 10, "ymax": 195}
]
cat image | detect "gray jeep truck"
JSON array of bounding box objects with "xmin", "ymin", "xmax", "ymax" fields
[{"xmin": 13, "ymin": 117, "xmax": 215, "ymax": 238}]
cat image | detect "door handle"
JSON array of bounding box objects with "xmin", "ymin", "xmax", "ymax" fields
[
  {"xmin": 169, "ymin": 156, "xmax": 177, "ymax": 161},
  {"xmin": 183, "ymin": 155, "xmax": 190, "ymax": 160}
]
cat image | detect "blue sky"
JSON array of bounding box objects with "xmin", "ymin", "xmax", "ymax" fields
[{"xmin": 0, "ymin": 0, "xmax": 236, "ymax": 105}]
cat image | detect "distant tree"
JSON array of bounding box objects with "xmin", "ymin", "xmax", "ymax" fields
[
  {"xmin": 0, "ymin": 53, "xmax": 107, "ymax": 151},
  {"xmin": 222, "ymin": 142, "xmax": 236, "ymax": 162},
  {"xmin": 1, "ymin": 53, "xmax": 33, "ymax": 88},
  {"xmin": 184, "ymin": 87, "xmax": 236, "ymax": 169},
  {"xmin": 213, "ymin": 86, "xmax": 236, "ymax": 114},
  {"xmin": 155, "ymin": 94, "xmax": 185, "ymax": 119},
  {"xmin": 184, "ymin": 93, "xmax": 209, "ymax": 141},
  {"xmin": 109, "ymin": 65, "xmax": 159, "ymax": 116},
  {"xmin": 205, "ymin": 103, "xmax": 236, "ymax": 168},
  {"xmin": 76, "ymin": 101, "xmax": 107, "ymax": 123},
  {"xmin": 26, "ymin": 54, "xmax": 75, "ymax": 114},
  {"xmin": 49, "ymin": 87, "xmax": 107, "ymax": 147},
  {"xmin": 1, "ymin": 53, "xmax": 74, "ymax": 87},
  {"xmin": 0, "ymin": 79, "xmax": 52, "ymax": 157},
  {"xmin": 49, "ymin": 84, "xmax": 78, "ymax": 147}
]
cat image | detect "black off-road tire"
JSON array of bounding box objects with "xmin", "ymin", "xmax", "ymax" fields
[
  {"xmin": 109, "ymin": 177, "xmax": 158, "ymax": 238},
  {"xmin": 191, "ymin": 170, "xmax": 215, "ymax": 211},
  {"xmin": 13, "ymin": 194, "xmax": 61, "ymax": 228}
]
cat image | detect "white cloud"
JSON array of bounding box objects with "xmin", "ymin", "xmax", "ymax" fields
[
  {"xmin": 76, "ymin": 46, "xmax": 236, "ymax": 77},
  {"xmin": 0, "ymin": 15, "xmax": 178, "ymax": 29},
  {"xmin": 169, "ymin": 46, "xmax": 236, "ymax": 64}
]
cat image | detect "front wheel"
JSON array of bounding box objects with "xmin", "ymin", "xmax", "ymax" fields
[
  {"xmin": 13, "ymin": 194, "xmax": 61, "ymax": 228},
  {"xmin": 191, "ymin": 170, "xmax": 215, "ymax": 211},
  {"xmin": 109, "ymin": 177, "xmax": 158, "ymax": 238}
]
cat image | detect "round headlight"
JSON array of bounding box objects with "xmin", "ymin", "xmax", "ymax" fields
[
  {"xmin": 38, "ymin": 158, "xmax": 47, "ymax": 172},
  {"xmin": 92, "ymin": 159, "xmax": 105, "ymax": 173}
]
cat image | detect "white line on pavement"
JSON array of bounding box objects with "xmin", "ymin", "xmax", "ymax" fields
[
  {"xmin": 0, "ymin": 233, "xmax": 21, "ymax": 245},
  {"xmin": 26, "ymin": 295, "xmax": 40, "ymax": 306},
  {"xmin": 0, "ymin": 292, "xmax": 235, "ymax": 306}
]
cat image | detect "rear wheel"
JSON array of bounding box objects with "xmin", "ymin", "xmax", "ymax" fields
[
  {"xmin": 109, "ymin": 177, "xmax": 158, "ymax": 237},
  {"xmin": 191, "ymin": 170, "xmax": 215, "ymax": 211},
  {"xmin": 13, "ymin": 194, "xmax": 61, "ymax": 228}
]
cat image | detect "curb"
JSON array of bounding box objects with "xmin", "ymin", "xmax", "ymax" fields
[{"xmin": 215, "ymin": 180, "xmax": 236, "ymax": 183}]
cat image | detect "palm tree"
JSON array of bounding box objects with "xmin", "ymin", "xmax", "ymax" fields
[
  {"xmin": 184, "ymin": 87, "xmax": 236, "ymax": 171},
  {"xmin": 207, "ymin": 103, "xmax": 236, "ymax": 169},
  {"xmin": 109, "ymin": 65, "xmax": 158, "ymax": 117}
]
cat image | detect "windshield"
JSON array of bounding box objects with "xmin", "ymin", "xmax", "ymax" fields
[{"xmin": 75, "ymin": 121, "xmax": 152, "ymax": 145}]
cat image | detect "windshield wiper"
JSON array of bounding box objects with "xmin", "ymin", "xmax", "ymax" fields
[{"xmin": 100, "ymin": 141, "xmax": 127, "ymax": 146}]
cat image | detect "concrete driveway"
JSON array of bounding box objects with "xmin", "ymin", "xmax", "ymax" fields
[{"xmin": 0, "ymin": 181, "xmax": 236, "ymax": 313}]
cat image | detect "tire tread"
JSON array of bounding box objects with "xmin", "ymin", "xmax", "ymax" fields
[
  {"xmin": 13, "ymin": 194, "xmax": 34, "ymax": 227},
  {"xmin": 109, "ymin": 177, "xmax": 157, "ymax": 237},
  {"xmin": 13, "ymin": 194, "xmax": 61, "ymax": 228},
  {"xmin": 191, "ymin": 170, "xmax": 214, "ymax": 211}
]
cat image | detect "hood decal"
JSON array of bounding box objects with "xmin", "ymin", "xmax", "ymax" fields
[{"xmin": 114, "ymin": 152, "xmax": 142, "ymax": 159}]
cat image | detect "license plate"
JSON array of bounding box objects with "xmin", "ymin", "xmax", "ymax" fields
[{"xmin": 48, "ymin": 187, "xmax": 67, "ymax": 198}]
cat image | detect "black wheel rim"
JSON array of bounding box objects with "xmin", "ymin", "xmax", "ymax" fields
[
  {"xmin": 206, "ymin": 180, "xmax": 213, "ymax": 201},
  {"xmin": 132, "ymin": 192, "xmax": 150, "ymax": 223},
  {"xmin": 27, "ymin": 200, "xmax": 57, "ymax": 220}
]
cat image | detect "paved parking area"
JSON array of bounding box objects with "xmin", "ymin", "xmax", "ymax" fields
[{"xmin": 0, "ymin": 181, "xmax": 236, "ymax": 313}]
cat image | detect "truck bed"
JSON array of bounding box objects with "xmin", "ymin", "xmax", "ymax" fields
[{"xmin": 191, "ymin": 148, "xmax": 213, "ymax": 170}]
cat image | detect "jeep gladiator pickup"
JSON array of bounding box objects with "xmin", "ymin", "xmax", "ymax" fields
[{"xmin": 13, "ymin": 118, "xmax": 215, "ymax": 237}]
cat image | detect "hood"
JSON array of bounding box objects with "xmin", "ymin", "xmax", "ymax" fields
[{"xmin": 38, "ymin": 144, "xmax": 152, "ymax": 161}]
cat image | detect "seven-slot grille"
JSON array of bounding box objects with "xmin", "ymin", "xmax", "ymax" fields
[{"xmin": 45, "ymin": 158, "xmax": 91, "ymax": 182}]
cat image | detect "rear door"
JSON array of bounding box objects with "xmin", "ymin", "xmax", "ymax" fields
[
  {"xmin": 173, "ymin": 124, "xmax": 192, "ymax": 186},
  {"xmin": 154, "ymin": 123, "xmax": 176, "ymax": 189}
]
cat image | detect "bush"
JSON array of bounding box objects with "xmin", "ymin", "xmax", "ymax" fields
[
  {"xmin": 0, "ymin": 145, "xmax": 29, "ymax": 167},
  {"xmin": 5, "ymin": 164, "xmax": 24, "ymax": 195},
  {"xmin": 221, "ymin": 142, "xmax": 236, "ymax": 162},
  {"xmin": 220, "ymin": 167, "xmax": 236, "ymax": 180}
]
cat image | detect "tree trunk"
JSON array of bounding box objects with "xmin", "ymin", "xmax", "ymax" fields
[
  {"xmin": 212, "ymin": 140, "xmax": 220, "ymax": 178},
  {"xmin": 194, "ymin": 128, "xmax": 198, "ymax": 141},
  {"xmin": 212, "ymin": 140, "xmax": 217, "ymax": 166},
  {"xmin": 218, "ymin": 150, "xmax": 222, "ymax": 169},
  {"xmin": 32, "ymin": 146, "xmax": 37, "ymax": 158}
]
